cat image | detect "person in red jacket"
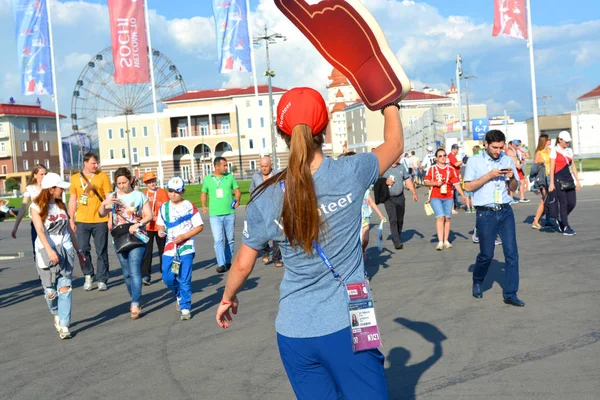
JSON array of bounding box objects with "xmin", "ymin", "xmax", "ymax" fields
[
  {"xmin": 141, "ymin": 172, "xmax": 169, "ymax": 285},
  {"xmin": 425, "ymin": 148, "xmax": 467, "ymax": 251}
]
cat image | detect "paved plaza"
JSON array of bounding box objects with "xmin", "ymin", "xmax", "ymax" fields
[{"xmin": 1, "ymin": 186, "xmax": 599, "ymax": 400}]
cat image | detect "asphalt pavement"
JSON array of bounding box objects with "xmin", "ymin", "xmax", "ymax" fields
[{"xmin": 1, "ymin": 186, "xmax": 599, "ymax": 400}]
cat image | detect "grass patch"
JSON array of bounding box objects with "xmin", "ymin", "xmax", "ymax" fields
[
  {"xmin": 2, "ymin": 180, "xmax": 253, "ymax": 212},
  {"xmin": 579, "ymin": 158, "xmax": 600, "ymax": 172}
]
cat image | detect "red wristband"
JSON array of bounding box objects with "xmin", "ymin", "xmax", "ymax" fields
[{"xmin": 221, "ymin": 300, "xmax": 233, "ymax": 305}]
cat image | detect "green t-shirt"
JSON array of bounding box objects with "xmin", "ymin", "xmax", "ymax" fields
[{"xmin": 202, "ymin": 173, "xmax": 239, "ymax": 216}]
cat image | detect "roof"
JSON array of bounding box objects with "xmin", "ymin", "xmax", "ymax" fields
[
  {"xmin": 328, "ymin": 67, "xmax": 350, "ymax": 88},
  {"xmin": 335, "ymin": 89, "xmax": 344, "ymax": 98},
  {"xmin": 446, "ymin": 81, "xmax": 457, "ymax": 95},
  {"xmin": 331, "ymin": 102, "xmax": 347, "ymax": 113},
  {"xmin": 578, "ymin": 85, "xmax": 600, "ymax": 100},
  {"xmin": 0, "ymin": 104, "xmax": 66, "ymax": 118},
  {"xmin": 165, "ymin": 85, "xmax": 287, "ymax": 103}
]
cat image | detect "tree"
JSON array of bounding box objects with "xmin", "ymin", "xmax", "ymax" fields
[{"xmin": 5, "ymin": 178, "xmax": 19, "ymax": 193}]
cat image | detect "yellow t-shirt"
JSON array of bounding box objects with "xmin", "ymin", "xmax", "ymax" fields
[
  {"xmin": 538, "ymin": 148, "xmax": 551, "ymax": 176},
  {"xmin": 69, "ymin": 171, "xmax": 112, "ymax": 223}
]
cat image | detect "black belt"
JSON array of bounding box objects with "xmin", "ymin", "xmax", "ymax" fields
[{"xmin": 475, "ymin": 204, "xmax": 511, "ymax": 212}]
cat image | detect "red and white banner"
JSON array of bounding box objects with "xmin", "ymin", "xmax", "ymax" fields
[
  {"xmin": 492, "ymin": 0, "xmax": 528, "ymax": 40},
  {"xmin": 107, "ymin": 0, "xmax": 150, "ymax": 84}
]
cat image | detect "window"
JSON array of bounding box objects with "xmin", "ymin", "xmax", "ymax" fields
[
  {"xmin": 222, "ymin": 120, "xmax": 230, "ymax": 134},
  {"xmin": 249, "ymin": 139, "xmax": 254, "ymax": 149},
  {"xmin": 0, "ymin": 142, "xmax": 5, "ymax": 152},
  {"xmin": 23, "ymin": 160, "xmax": 29, "ymax": 170},
  {"xmin": 262, "ymin": 138, "xmax": 266, "ymax": 149},
  {"xmin": 44, "ymin": 141, "xmax": 49, "ymax": 151},
  {"xmin": 132, "ymin": 147, "xmax": 138, "ymax": 163},
  {"xmin": 144, "ymin": 146, "xmax": 150, "ymax": 157},
  {"xmin": 0, "ymin": 124, "xmax": 4, "ymax": 132},
  {"xmin": 33, "ymin": 142, "xmax": 38, "ymax": 151},
  {"xmin": 44, "ymin": 159, "xmax": 50, "ymax": 168},
  {"xmin": 119, "ymin": 128, "xmax": 125, "ymax": 139},
  {"xmin": 245, "ymin": 100, "xmax": 251, "ymax": 107},
  {"xmin": 109, "ymin": 149, "xmax": 115, "ymax": 159},
  {"xmin": 108, "ymin": 129, "xmax": 113, "ymax": 140},
  {"xmin": 200, "ymin": 122, "xmax": 208, "ymax": 136},
  {"xmin": 22, "ymin": 142, "xmax": 27, "ymax": 152},
  {"xmin": 42, "ymin": 123, "xmax": 47, "ymax": 133},
  {"xmin": 32, "ymin": 122, "xmax": 37, "ymax": 133},
  {"xmin": 227, "ymin": 162, "xmax": 233, "ymax": 171},
  {"xmin": 22, "ymin": 123, "xmax": 27, "ymax": 133},
  {"xmin": 271, "ymin": 99, "xmax": 275, "ymax": 106},
  {"xmin": 131, "ymin": 127, "xmax": 137, "ymax": 138},
  {"xmin": 260, "ymin": 117, "xmax": 264, "ymax": 128},
  {"xmin": 247, "ymin": 118, "xmax": 252, "ymax": 129},
  {"xmin": 258, "ymin": 99, "xmax": 263, "ymax": 106},
  {"xmin": 34, "ymin": 159, "xmax": 39, "ymax": 166},
  {"xmin": 408, "ymin": 116, "xmax": 418, "ymax": 126},
  {"xmin": 121, "ymin": 148, "xmax": 126, "ymax": 158},
  {"xmin": 143, "ymin": 126, "xmax": 148, "ymax": 137},
  {"xmin": 2, "ymin": 165, "xmax": 7, "ymax": 174},
  {"xmin": 249, "ymin": 160, "xmax": 256, "ymax": 170}
]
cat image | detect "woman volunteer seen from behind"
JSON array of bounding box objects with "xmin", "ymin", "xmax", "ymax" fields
[
  {"xmin": 215, "ymin": 87, "xmax": 404, "ymax": 399},
  {"xmin": 99, "ymin": 168, "xmax": 152, "ymax": 319},
  {"xmin": 548, "ymin": 131, "xmax": 581, "ymax": 236}
]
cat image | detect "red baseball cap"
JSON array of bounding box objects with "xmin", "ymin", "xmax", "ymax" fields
[{"xmin": 276, "ymin": 87, "xmax": 329, "ymax": 136}]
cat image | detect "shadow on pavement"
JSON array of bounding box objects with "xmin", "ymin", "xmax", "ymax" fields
[
  {"xmin": 468, "ymin": 261, "xmax": 506, "ymax": 293},
  {"xmin": 430, "ymin": 230, "xmax": 469, "ymax": 243},
  {"xmin": 190, "ymin": 276, "xmax": 259, "ymax": 316},
  {"xmin": 0, "ymin": 278, "xmax": 42, "ymax": 309},
  {"xmin": 386, "ymin": 317, "xmax": 447, "ymax": 400},
  {"xmin": 401, "ymin": 229, "xmax": 425, "ymax": 243},
  {"xmin": 70, "ymin": 300, "xmax": 131, "ymax": 334},
  {"xmin": 365, "ymin": 247, "xmax": 394, "ymax": 281}
]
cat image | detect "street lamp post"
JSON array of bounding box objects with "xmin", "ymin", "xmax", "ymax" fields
[
  {"xmin": 461, "ymin": 75, "xmax": 477, "ymax": 139},
  {"xmin": 254, "ymin": 26, "xmax": 286, "ymax": 169}
]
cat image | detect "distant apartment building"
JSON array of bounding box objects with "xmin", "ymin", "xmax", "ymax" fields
[
  {"xmin": 96, "ymin": 85, "xmax": 287, "ymax": 183},
  {"xmin": 0, "ymin": 102, "xmax": 64, "ymax": 193}
]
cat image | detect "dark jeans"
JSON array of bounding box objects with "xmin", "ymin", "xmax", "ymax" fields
[
  {"xmin": 473, "ymin": 206, "xmax": 519, "ymax": 298},
  {"xmin": 384, "ymin": 194, "xmax": 405, "ymax": 246},
  {"xmin": 142, "ymin": 230, "xmax": 166, "ymax": 278},
  {"xmin": 262, "ymin": 242, "xmax": 281, "ymax": 262},
  {"xmin": 30, "ymin": 222, "xmax": 37, "ymax": 261},
  {"xmin": 553, "ymin": 177, "xmax": 577, "ymax": 229},
  {"xmin": 77, "ymin": 222, "xmax": 110, "ymax": 283},
  {"xmin": 453, "ymin": 188, "xmax": 461, "ymax": 209}
]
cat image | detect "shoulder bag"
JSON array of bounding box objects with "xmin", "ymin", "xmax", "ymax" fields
[
  {"xmin": 110, "ymin": 194, "xmax": 145, "ymax": 254},
  {"xmin": 80, "ymin": 172, "xmax": 105, "ymax": 202}
]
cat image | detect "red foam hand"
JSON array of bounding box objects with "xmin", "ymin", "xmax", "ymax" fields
[{"xmin": 275, "ymin": 0, "xmax": 410, "ymax": 110}]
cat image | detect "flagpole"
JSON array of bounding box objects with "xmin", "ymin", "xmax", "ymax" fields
[
  {"xmin": 245, "ymin": 0, "xmax": 264, "ymax": 157},
  {"xmin": 144, "ymin": 0, "xmax": 164, "ymax": 185},
  {"xmin": 526, "ymin": 0, "xmax": 540, "ymax": 144},
  {"xmin": 46, "ymin": 0, "xmax": 65, "ymax": 179}
]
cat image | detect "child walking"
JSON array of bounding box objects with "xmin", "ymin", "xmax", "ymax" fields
[{"xmin": 157, "ymin": 177, "xmax": 204, "ymax": 320}]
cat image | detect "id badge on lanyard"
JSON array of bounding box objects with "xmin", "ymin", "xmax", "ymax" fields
[
  {"xmin": 79, "ymin": 193, "xmax": 89, "ymax": 205},
  {"xmin": 171, "ymin": 246, "xmax": 181, "ymax": 275},
  {"xmin": 315, "ymin": 244, "xmax": 382, "ymax": 353},
  {"xmin": 494, "ymin": 183, "xmax": 503, "ymax": 204},
  {"xmin": 213, "ymin": 176, "xmax": 224, "ymax": 198}
]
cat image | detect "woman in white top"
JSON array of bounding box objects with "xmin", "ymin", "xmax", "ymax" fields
[
  {"xmin": 12, "ymin": 164, "xmax": 47, "ymax": 253},
  {"xmin": 30, "ymin": 173, "xmax": 86, "ymax": 339}
]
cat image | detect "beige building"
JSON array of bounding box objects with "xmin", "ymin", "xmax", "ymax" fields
[
  {"xmin": 347, "ymin": 82, "xmax": 487, "ymax": 158},
  {"xmin": 327, "ymin": 68, "xmax": 361, "ymax": 156},
  {"xmin": 96, "ymin": 85, "xmax": 287, "ymax": 183}
]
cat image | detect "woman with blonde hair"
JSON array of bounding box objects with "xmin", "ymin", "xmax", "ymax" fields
[
  {"xmin": 216, "ymin": 87, "xmax": 404, "ymax": 399},
  {"xmin": 12, "ymin": 164, "xmax": 47, "ymax": 248},
  {"xmin": 531, "ymin": 134, "xmax": 551, "ymax": 229},
  {"xmin": 30, "ymin": 173, "xmax": 86, "ymax": 339}
]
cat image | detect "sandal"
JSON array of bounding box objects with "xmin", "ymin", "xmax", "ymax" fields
[
  {"xmin": 274, "ymin": 261, "xmax": 283, "ymax": 268},
  {"xmin": 262, "ymin": 256, "xmax": 270, "ymax": 263},
  {"xmin": 130, "ymin": 305, "xmax": 141, "ymax": 320}
]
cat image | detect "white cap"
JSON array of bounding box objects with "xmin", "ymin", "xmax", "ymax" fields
[
  {"xmin": 427, "ymin": 146, "xmax": 433, "ymax": 152},
  {"xmin": 558, "ymin": 131, "xmax": 572, "ymax": 143},
  {"xmin": 41, "ymin": 172, "xmax": 70, "ymax": 189},
  {"xmin": 167, "ymin": 176, "xmax": 185, "ymax": 192}
]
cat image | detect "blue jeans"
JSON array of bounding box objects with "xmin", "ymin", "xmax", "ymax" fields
[
  {"xmin": 430, "ymin": 198, "xmax": 453, "ymax": 219},
  {"xmin": 162, "ymin": 253, "xmax": 194, "ymax": 311},
  {"xmin": 114, "ymin": 245, "xmax": 145, "ymax": 306},
  {"xmin": 45, "ymin": 274, "xmax": 73, "ymax": 327},
  {"xmin": 210, "ymin": 214, "xmax": 235, "ymax": 267},
  {"xmin": 278, "ymin": 327, "xmax": 388, "ymax": 400},
  {"xmin": 473, "ymin": 206, "xmax": 520, "ymax": 298}
]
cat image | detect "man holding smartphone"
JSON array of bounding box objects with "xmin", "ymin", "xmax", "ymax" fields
[{"xmin": 464, "ymin": 130, "xmax": 524, "ymax": 307}]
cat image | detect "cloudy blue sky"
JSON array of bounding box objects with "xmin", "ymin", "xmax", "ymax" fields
[{"xmin": 0, "ymin": 0, "xmax": 598, "ymax": 134}]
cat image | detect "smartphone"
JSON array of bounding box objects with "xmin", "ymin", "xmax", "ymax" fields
[{"xmin": 501, "ymin": 168, "xmax": 512, "ymax": 173}]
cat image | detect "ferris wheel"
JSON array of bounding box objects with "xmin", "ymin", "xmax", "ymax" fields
[{"xmin": 69, "ymin": 46, "xmax": 186, "ymax": 166}]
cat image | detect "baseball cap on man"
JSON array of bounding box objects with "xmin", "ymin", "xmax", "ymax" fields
[
  {"xmin": 427, "ymin": 146, "xmax": 433, "ymax": 152},
  {"xmin": 512, "ymin": 139, "xmax": 522, "ymax": 146},
  {"xmin": 558, "ymin": 131, "xmax": 572, "ymax": 142},
  {"xmin": 41, "ymin": 172, "xmax": 70, "ymax": 189},
  {"xmin": 167, "ymin": 177, "xmax": 185, "ymax": 192},
  {"xmin": 276, "ymin": 87, "xmax": 328, "ymax": 136},
  {"xmin": 142, "ymin": 171, "xmax": 156, "ymax": 182},
  {"xmin": 451, "ymin": 144, "xmax": 459, "ymax": 149}
]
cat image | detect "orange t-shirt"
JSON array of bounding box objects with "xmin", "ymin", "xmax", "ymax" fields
[
  {"xmin": 425, "ymin": 165, "xmax": 460, "ymax": 199},
  {"xmin": 144, "ymin": 188, "xmax": 169, "ymax": 231}
]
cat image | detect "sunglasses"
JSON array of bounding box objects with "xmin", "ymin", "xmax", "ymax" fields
[
  {"xmin": 437, "ymin": 154, "xmax": 447, "ymax": 158},
  {"xmin": 167, "ymin": 189, "xmax": 182, "ymax": 193}
]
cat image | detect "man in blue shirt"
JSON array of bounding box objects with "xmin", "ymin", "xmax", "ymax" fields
[{"xmin": 464, "ymin": 130, "xmax": 524, "ymax": 307}]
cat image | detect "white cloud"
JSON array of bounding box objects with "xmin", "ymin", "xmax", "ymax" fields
[{"xmin": 58, "ymin": 52, "xmax": 93, "ymax": 72}]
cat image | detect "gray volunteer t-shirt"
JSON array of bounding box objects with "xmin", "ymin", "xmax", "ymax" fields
[
  {"xmin": 243, "ymin": 153, "xmax": 380, "ymax": 338},
  {"xmin": 382, "ymin": 163, "xmax": 411, "ymax": 197}
]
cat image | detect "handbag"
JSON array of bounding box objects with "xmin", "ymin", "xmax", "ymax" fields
[
  {"xmin": 424, "ymin": 188, "xmax": 434, "ymax": 216},
  {"xmin": 558, "ymin": 180, "xmax": 576, "ymax": 191},
  {"xmin": 110, "ymin": 198, "xmax": 145, "ymax": 254}
]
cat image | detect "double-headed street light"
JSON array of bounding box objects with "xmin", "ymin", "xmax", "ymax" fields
[
  {"xmin": 461, "ymin": 75, "xmax": 477, "ymax": 139},
  {"xmin": 253, "ymin": 26, "xmax": 286, "ymax": 169}
]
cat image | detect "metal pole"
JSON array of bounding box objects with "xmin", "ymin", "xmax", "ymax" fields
[
  {"xmin": 265, "ymin": 29, "xmax": 278, "ymax": 169},
  {"xmin": 125, "ymin": 113, "xmax": 133, "ymax": 170},
  {"xmin": 575, "ymin": 101, "xmax": 581, "ymax": 154},
  {"xmin": 526, "ymin": 0, "xmax": 540, "ymax": 143},
  {"xmin": 246, "ymin": 0, "xmax": 264, "ymax": 156},
  {"xmin": 456, "ymin": 55, "xmax": 464, "ymax": 145},
  {"xmin": 464, "ymin": 79, "xmax": 471, "ymax": 139},
  {"xmin": 144, "ymin": 0, "xmax": 164, "ymax": 185},
  {"xmin": 46, "ymin": 0, "xmax": 65, "ymax": 179}
]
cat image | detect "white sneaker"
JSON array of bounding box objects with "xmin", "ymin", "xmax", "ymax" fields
[
  {"xmin": 59, "ymin": 326, "xmax": 71, "ymax": 340},
  {"xmin": 180, "ymin": 309, "xmax": 191, "ymax": 321},
  {"xmin": 472, "ymin": 234, "xmax": 479, "ymax": 244},
  {"xmin": 495, "ymin": 238, "xmax": 502, "ymax": 246},
  {"xmin": 97, "ymin": 282, "xmax": 108, "ymax": 291},
  {"xmin": 53, "ymin": 315, "xmax": 60, "ymax": 332},
  {"xmin": 83, "ymin": 275, "xmax": 93, "ymax": 291},
  {"xmin": 443, "ymin": 241, "xmax": 453, "ymax": 249},
  {"xmin": 436, "ymin": 242, "xmax": 444, "ymax": 251}
]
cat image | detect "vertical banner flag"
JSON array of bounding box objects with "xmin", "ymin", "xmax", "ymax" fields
[
  {"xmin": 10, "ymin": 0, "xmax": 54, "ymax": 95},
  {"xmin": 212, "ymin": 0, "xmax": 252, "ymax": 73},
  {"xmin": 493, "ymin": 0, "xmax": 528, "ymax": 40},
  {"xmin": 107, "ymin": 0, "xmax": 150, "ymax": 84}
]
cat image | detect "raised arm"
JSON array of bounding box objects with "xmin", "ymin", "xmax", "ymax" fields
[
  {"xmin": 372, "ymin": 106, "xmax": 404, "ymax": 176},
  {"xmin": 11, "ymin": 195, "xmax": 30, "ymax": 238}
]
